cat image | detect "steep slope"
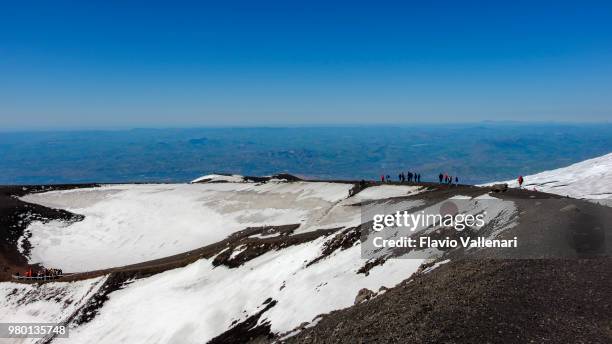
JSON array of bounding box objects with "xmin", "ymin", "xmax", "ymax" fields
[
  {"xmin": 0, "ymin": 276, "xmax": 107, "ymax": 344},
  {"xmin": 283, "ymin": 259, "xmax": 612, "ymax": 344},
  {"xmin": 63, "ymin": 238, "xmax": 424, "ymax": 344},
  {"xmin": 487, "ymin": 152, "xmax": 612, "ymax": 201}
]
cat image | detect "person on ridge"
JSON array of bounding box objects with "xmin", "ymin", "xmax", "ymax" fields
[
  {"xmin": 438, "ymin": 173, "xmax": 443, "ymax": 183},
  {"xmin": 518, "ymin": 175, "xmax": 524, "ymax": 188},
  {"xmin": 381, "ymin": 175, "xmax": 385, "ymax": 183}
]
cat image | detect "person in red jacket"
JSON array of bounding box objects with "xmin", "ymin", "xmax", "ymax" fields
[{"xmin": 518, "ymin": 175, "xmax": 524, "ymax": 188}]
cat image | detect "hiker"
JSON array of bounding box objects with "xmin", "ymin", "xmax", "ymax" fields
[
  {"xmin": 408, "ymin": 172, "xmax": 413, "ymax": 183},
  {"xmin": 417, "ymin": 174, "xmax": 421, "ymax": 183},
  {"xmin": 518, "ymin": 175, "xmax": 524, "ymax": 188},
  {"xmin": 386, "ymin": 175, "xmax": 390, "ymax": 183},
  {"xmin": 438, "ymin": 173, "xmax": 443, "ymax": 183},
  {"xmin": 455, "ymin": 176, "xmax": 459, "ymax": 185},
  {"xmin": 381, "ymin": 175, "xmax": 385, "ymax": 183}
]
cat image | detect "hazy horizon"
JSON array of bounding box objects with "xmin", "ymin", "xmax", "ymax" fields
[
  {"xmin": 2, "ymin": 124, "xmax": 611, "ymax": 185},
  {"xmin": 2, "ymin": 120, "xmax": 611, "ymax": 133}
]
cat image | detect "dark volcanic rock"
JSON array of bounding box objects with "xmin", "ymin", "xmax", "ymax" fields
[
  {"xmin": 282, "ymin": 259, "xmax": 612, "ymax": 344},
  {"xmin": 0, "ymin": 184, "xmax": 95, "ymax": 281},
  {"xmin": 354, "ymin": 288, "xmax": 376, "ymax": 305},
  {"xmin": 490, "ymin": 183, "xmax": 508, "ymax": 193},
  {"xmin": 208, "ymin": 299, "xmax": 278, "ymax": 344}
]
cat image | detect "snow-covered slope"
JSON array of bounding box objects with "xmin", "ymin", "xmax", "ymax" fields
[
  {"xmin": 65, "ymin": 239, "xmax": 423, "ymax": 344},
  {"xmin": 20, "ymin": 182, "xmax": 353, "ymax": 271},
  {"xmin": 0, "ymin": 277, "xmax": 106, "ymax": 344},
  {"xmin": 5, "ymin": 178, "xmax": 529, "ymax": 343},
  {"xmin": 486, "ymin": 152, "xmax": 612, "ymax": 201}
]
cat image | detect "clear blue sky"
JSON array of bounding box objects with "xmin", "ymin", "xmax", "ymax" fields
[{"xmin": 1, "ymin": 1, "xmax": 611, "ymax": 129}]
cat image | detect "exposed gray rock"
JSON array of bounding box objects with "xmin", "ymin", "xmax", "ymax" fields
[
  {"xmin": 490, "ymin": 183, "xmax": 508, "ymax": 193},
  {"xmin": 354, "ymin": 288, "xmax": 375, "ymax": 304}
]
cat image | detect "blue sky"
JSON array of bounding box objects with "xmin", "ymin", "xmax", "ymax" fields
[{"xmin": 1, "ymin": 1, "xmax": 611, "ymax": 129}]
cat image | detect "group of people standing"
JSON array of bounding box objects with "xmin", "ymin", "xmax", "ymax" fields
[
  {"xmin": 377, "ymin": 171, "xmax": 525, "ymax": 189},
  {"xmin": 380, "ymin": 172, "xmax": 421, "ymax": 183},
  {"xmin": 438, "ymin": 173, "xmax": 459, "ymax": 186},
  {"xmin": 398, "ymin": 171, "xmax": 420, "ymax": 183}
]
